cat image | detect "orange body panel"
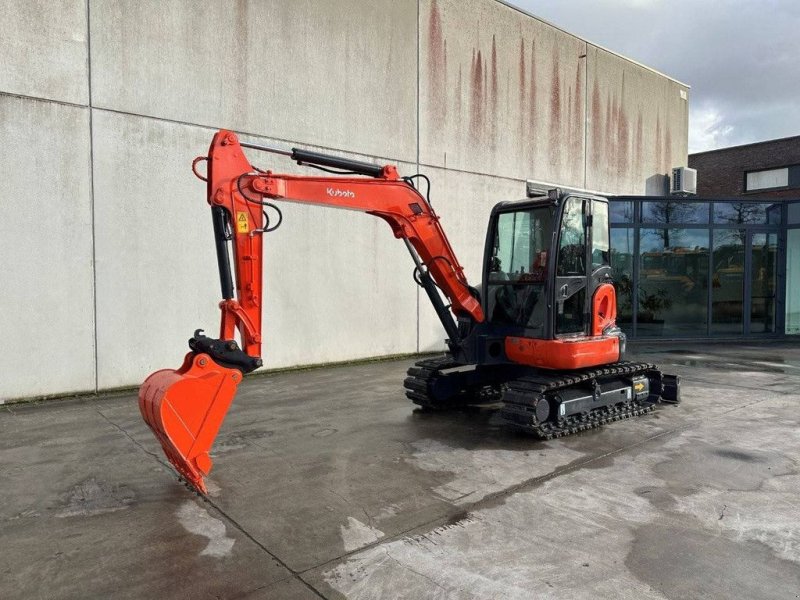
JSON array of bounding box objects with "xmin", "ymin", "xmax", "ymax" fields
[
  {"xmin": 506, "ymin": 283, "xmax": 622, "ymax": 369},
  {"xmin": 505, "ymin": 336, "xmax": 620, "ymax": 370},
  {"xmin": 591, "ymin": 283, "xmax": 618, "ymax": 336}
]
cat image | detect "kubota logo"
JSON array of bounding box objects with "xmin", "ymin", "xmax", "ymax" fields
[{"xmin": 326, "ymin": 187, "xmax": 356, "ymax": 198}]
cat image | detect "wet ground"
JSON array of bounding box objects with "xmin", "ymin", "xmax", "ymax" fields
[{"xmin": 1, "ymin": 342, "xmax": 800, "ymax": 599}]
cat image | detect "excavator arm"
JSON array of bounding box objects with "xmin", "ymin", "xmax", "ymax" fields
[{"xmin": 139, "ymin": 130, "xmax": 482, "ymax": 492}]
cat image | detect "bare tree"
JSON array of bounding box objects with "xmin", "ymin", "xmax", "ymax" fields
[{"xmin": 642, "ymin": 201, "xmax": 696, "ymax": 247}]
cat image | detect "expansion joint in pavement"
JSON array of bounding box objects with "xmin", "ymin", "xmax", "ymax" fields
[
  {"xmin": 93, "ymin": 381, "xmax": 783, "ymax": 598},
  {"xmin": 300, "ymin": 387, "xmax": 783, "ymax": 576},
  {"xmin": 94, "ymin": 408, "xmax": 328, "ymax": 599}
]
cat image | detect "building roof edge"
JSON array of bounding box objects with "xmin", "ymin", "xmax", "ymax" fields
[
  {"xmin": 689, "ymin": 134, "xmax": 800, "ymax": 157},
  {"xmin": 493, "ymin": 0, "xmax": 691, "ymax": 88}
]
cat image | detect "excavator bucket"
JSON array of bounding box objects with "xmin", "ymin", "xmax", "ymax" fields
[{"xmin": 138, "ymin": 352, "xmax": 241, "ymax": 493}]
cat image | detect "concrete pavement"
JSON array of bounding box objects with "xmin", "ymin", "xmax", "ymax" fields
[{"xmin": 1, "ymin": 342, "xmax": 799, "ymax": 599}]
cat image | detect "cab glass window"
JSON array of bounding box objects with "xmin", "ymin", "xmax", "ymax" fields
[
  {"xmin": 487, "ymin": 207, "xmax": 553, "ymax": 333},
  {"xmin": 557, "ymin": 197, "xmax": 586, "ymax": 276},
  {"xmin": 490, "ymin": 208, "xmax": 552, "ymax": 283},
  {"xmin": 592, "ymin": 200, "xmax": 610, "ymax": 268}
]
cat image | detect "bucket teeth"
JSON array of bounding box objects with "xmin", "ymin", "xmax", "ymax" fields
[{"xmin": 138, "ymin": 352, "xmax": 241, "ymax": 493}]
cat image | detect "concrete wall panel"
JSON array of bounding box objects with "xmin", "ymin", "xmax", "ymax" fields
[
  {"xmin": 92, "ymin": 112, "xmax": 417, "ymax": 389},
  {"xmin": 417, "ymin": 166, "xmax": 525, "ymax": 351},
  {"xmin": 420, "ymin": 0, "xmax": 587, "ymax": 187},
  {"xmin": 0, "ymin": 1, "xmax": 690, "ymax": 401},
  {"xmin": 586, "ymin": 46, "xmax": 689, "ymax": 195},
  {"xmin": 0, "ymin": 96, "xmax": 94, "ymax": 400},
  {"xmin": 0, "ymin": 0, "xmax": 88, "ymax": 104},
  {"xmin": 89, "ymin": 0, "xmax": 418, "ymax": 163}
]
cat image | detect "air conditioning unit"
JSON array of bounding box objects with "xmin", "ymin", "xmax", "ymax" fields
[{"xmin": 671, "ymin": 166, "xmax": 697, "ymax": 196}]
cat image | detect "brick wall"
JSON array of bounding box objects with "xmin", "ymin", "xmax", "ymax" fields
[{"xmin": 688, "ymin": 136, "xmax": 800, "ymax": 198}]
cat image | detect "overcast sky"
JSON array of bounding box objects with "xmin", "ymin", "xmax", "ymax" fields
[{"xmin": 507, "ymin": 0, "xmax": 800, "ymax": 153}]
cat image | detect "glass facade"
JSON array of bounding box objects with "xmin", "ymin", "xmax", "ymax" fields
[
  {"xmin": 638, "ymin": 228, "xmax": 709, "ymax": 337},
  {"xmin": 787, "ymin": 229, "xmax": 800, "ymax": 334},
  {"xmin": 610, "ymin": 197, "xmax": 795, "ymax": 338}
]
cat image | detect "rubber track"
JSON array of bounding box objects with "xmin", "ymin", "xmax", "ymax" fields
[
  {"xmin": 500, "ymin": 361, "xmax": 659, "ymax": 439},
  {"xmin": 405, "ymin": 357, "xmax": 664, "ymax": 439},
  {"xmin": 404, "ymin": 356, "xmax": 503, "ymax": 409}
]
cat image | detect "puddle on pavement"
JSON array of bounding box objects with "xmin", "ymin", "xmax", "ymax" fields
[
  {"xmin": 662, "ymin": 349, "xmax": 790, "ymax": 373},
  {"xmin": 175, "ymin": 500, "xmax": 235, "ymax": 557},
  {"xmin": 627, "ymin": 521, "xmax": 800, "ymax": 598},
  {"xmin": 669, "ymin": 358, "xmax": 785, "ymax": 373},
  {"xmin": 652, "ymin": 441, "xmax": 795, "ymax": 492}
]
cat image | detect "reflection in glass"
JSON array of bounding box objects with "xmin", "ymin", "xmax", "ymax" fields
[
  {"xmin": 787, "ymin": 229, "xmax": 800, "ymax": 334},
  {"xmin": 592, "ymin": 201, "xmax": 610, "ymax": 268},
  {"xmin": 712, "ymin": 230, "xmax": 744, "ymax": 334},
  {"xmin": 713, "ymin": 202, "xmax": 782, "ymax": 225},
  {"xmin": 642, "ymin": 201, "xmax": 709, "ymax": 224},
  {"xmin": 557, "ymin": 197, "xmax": 586, "ymax": 276},
  {"xmin": 610, "ymin": 201, "xmax": 634, "ymax": 224},
  {"xmin": 788, "ymin": 202, "xmax": 800, "ymax": 225},
  {"xmin": 750, "ymin": 233, "xmax": 778, "ymax": 333},
  {"xmin": 638, "ymin": 229, "xmax": 709, "ymax": 336},
  {"xmin": 610, "ymin": 229, "xmax": 634, "ymax": 331}
]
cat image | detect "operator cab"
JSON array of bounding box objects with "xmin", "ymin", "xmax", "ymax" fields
[{"xmin": 482, "ymin": 188, "xmax": 613, "ymax": 343}]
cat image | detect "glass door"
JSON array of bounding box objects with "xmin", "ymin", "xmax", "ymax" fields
[
  {"xmin": 711, "ymin": 229, "xmax": 745, "ymax": 335},
  {"xmin": 748, "ymin": 231, "xmax": 778, "ymax": 334},
  {"xmin": 787, "ymin": 228, "xmax": 800, "ymax": 335},
  {"xmin": 786, "ymin": 201, "xmax": 800, "ymax": 335}
]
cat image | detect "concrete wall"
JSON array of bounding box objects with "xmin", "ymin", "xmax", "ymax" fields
[{"xmin": 0, "ymin": 0, "xmax": 688, "ymax": 401}]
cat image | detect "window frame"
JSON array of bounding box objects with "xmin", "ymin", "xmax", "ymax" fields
[{"xmin": 743, "ymin": 165, "xmax": 795, "ymax": 194}]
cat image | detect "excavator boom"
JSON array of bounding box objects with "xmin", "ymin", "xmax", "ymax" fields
[
  {"xmin": 139, "ymin": 130, "xmax": 482, "ymax": 492},
  {"xmin": 140, "ymin": 130, "xmax": 680, "ymax": 493}
]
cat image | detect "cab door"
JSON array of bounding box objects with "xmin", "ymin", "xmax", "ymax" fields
[
  {"xmin": 553, "ymin": 196, "xmax": 613, "ymax": 338},
  {"xmin": 554, "ymin": 196, "xmax": 591, "ymax": 336}
]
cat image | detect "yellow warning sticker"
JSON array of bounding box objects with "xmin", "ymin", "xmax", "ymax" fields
[{"xmin": 236, "ymin": 211, "xmax": 249, "ymax": 233}]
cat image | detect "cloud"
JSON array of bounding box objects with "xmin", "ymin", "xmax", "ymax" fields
[
  {"xmin": 507, "ymin": 0, "xmax": 800, "ymax": 152},
  {"xmin": 689, "ymin": 103, "xmax": 735, "ymax": 154}
]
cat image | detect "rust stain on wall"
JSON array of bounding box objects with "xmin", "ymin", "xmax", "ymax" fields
[
  {"xmin": 616, "ymin": 74, "xmax": 629, "ymax": 179},
  {"xmin": 549, "ymin": 49, "xmax": 562, "ymax": 166},
  {"xmin": 455, "ymin": 64, "xmax": 463, "ymax": 132},
  {"xmin": 665, "ymin": 127, "xmax": 673, "ymax": 173},
  {"xmin": 572, "ymin": 60, "xmax": 583, "ymax": 161},
  {"xmin": 443, "ymin": 39, "xmax": 448, "ymax": 108},
  {"xmin": 635, "ymin": 109, "xmax": 644, "ymax": 179},
  {"xmin": 519, "ymin": 39, "xmax": 527, "ymax": 144},
  {"xmin": 568, "ymin": 88, "xmax": 573, "ymax": 159},
  {"xmin": 591, "ymin": 79, "xmax": 602, "ymax": 171},
  {"xmin": 605, "ymin": 91, "xmax": 614, "ymax": 179},
  {"xmin": 528, "ymin": 41, "xmax": 537, "ymax": 163},
  {"xmin": 233, "ymin": 0, "xmax": 250, "ymax": 117},
  {"xmin": 427, "ymin": 0, "xmax": 446, "ymax": 126},
  {"xmin": 470, "ymin": 48, "xmax": 484, "ymax": 142},
  {"xmin": 655, "ymin": 113, "xmax": 663, "ymax": 172},
  {"xmin": 490, "ymin": 35, "xmax": 498, "ymax": 117}
]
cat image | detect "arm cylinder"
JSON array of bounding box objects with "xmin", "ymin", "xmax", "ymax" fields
[{"xmin": 211, "ymin": 205, "xmax": 234, "ymax": 300}]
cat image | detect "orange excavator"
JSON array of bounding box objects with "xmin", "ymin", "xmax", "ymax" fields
[{"xmin": 139, "ymin": 130, "xmax": 679, "ymax": 493}]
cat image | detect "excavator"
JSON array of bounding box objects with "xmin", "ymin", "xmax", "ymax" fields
[{"xmin": 139, "ymin": 130, "xmax": 680, "ymax": 493}]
